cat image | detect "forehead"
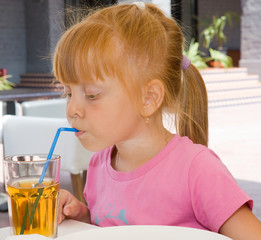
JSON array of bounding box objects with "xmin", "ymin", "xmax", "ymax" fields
[
  {"xmin": 63, "ymin": 74, "xmax": 125, "ymax": 92},
  {"xmin": 55, "ymin": 20, "xmax": 125, "ymax": 84}
]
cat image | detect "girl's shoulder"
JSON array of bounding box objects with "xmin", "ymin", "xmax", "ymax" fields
[
  {"xmin": 168, "ymin": 135, "xmax": 224, "ymax": 172},
  {"xmin": 173, "ymin": 135, "xmax": 232, "ymax": 181},
  {"xmin": 170, "ymin": 134, "xmax": 218, "ymax": 159}
]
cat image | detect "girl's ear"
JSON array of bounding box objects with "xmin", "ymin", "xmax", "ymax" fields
[{"xmin": 142, "ymin": 79, "xmax": 165, "ymax": 117}]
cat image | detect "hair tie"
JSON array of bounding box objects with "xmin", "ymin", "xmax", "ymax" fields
[
  {"xmin": 132, "ymin": 1, "xmax": 146, "ymax": 10},
  {"xmin": 181, "ymin": 55, "xmax": 191, "ymax": 70}
]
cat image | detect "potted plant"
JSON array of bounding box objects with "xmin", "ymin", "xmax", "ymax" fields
[
  {"xmin": 200, "ymin": 12, "xmax": 238, "ymax": 52},
  {"xmin": 199, "ymin": 12, "xmax": 239, "ymax": 68},
  {"xmin": 183, "ymin": 38, "xmax": 209, "ymax": 69},
  {"xmin": 184, "ymin": 39, "xmax": 233, "ymax": 69},
  {"xmin": 0, "ymin": 75, "xmax": 15, "ymax": 90},
  {"xmin": 208, "ymin": 48, "xmax": 233, "ymax": 68}
]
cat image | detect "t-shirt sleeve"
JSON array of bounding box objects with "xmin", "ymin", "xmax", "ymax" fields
[{"xmin": 188, "ymin": 149, "xmax": 253, "ymax": 233}]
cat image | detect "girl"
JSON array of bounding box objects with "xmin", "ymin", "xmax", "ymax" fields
[{"xmin": 53, "ymin": 2, "xmax": 261, "ymax": 239}]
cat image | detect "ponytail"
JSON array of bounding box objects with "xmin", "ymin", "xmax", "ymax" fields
[{"xmin": 177, "ymin": 64, "xmax": 208, "ymax": 146}]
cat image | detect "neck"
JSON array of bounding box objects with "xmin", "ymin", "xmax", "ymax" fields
[{"xmin": 111, "ymin": 120, "xmax": 173, "ymax": 172}]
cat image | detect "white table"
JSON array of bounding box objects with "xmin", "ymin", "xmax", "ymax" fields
[
  {"xmin": 0, "ymin": 220, "xmax": 97, "ymax": 240},
  {"xmin": 0, "ymin": 221, "xmax": 231, "ymax": 240}
]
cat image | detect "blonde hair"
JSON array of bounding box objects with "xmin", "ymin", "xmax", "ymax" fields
[{"xmin": 53, "ymin": 3, "xmax": 208, "ymax": 146}]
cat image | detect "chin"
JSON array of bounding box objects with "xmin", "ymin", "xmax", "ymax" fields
[
  {"xmin": 81, "ymin": 141, "xmax": 112, "ymax": 152},
  {"xmin": 79, "ymin": 141, "xmax": 100, "ymax": 152}
]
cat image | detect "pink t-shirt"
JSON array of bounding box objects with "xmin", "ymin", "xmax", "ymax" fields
[{"xmin": 84, "ymin": 135, "xmax": 252, "ymax": 232}]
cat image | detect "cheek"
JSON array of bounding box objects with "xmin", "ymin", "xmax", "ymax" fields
[
  {"xmin": 66, "ymin": 100, "xmax": 73, "ymax": 118},
  {"xmin": 105, "ymin": 101, "xmax": 140, "ymax": 130},
  {"xmin": 66, "ymin": 106, "xmax": 74, "ymax": 125},
  {"xmin": 66, "ymin": 110, "xmax": 71, "ymax": 124},
  {"xmin": 85, "ymin": 104, "xmax": 121, "ymax": 134}
]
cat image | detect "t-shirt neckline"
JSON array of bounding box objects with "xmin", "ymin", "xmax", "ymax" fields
[{"xmin": 106, "ymin": 134, "xmax": 179, "ymax": 181}]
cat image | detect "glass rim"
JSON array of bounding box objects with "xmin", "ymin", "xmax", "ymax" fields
[{"xmin": 3, "ymin": 154, "xmax": 61, "ymax": 163}]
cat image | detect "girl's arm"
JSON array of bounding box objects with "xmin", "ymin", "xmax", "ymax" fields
[
  {"xmin": 58, "ymin": 189, "xmax": 91, "ymax": 224},
  {"xmin": 219, "ymin": 204, "xmax": 261, "ymax": 240}
]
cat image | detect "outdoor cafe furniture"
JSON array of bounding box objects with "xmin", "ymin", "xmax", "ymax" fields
[
  {"xmin": 21, "ymin": 98, "xmax": 66, "ymax": 118},
  {"xmin": 0, "ymin": 88, "xmax": 63, "ymax": 115}
]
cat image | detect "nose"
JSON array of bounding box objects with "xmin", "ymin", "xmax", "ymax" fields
[{"xmin": 66, "ymin": 94, "xmax": 84, "ymax": 120}]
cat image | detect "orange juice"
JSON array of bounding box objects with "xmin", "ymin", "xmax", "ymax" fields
[{"xmin": 6, "ymin": 177, "xmax": 59, "ymax": 237}]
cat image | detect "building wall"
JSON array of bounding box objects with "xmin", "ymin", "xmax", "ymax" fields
[
  {"xmin": 25, "ymin": 0, "xmax": 64, "ymax": 74},
  {"xmin": 0, "ymin": 0, "xmax": 260, "ymax": 83},
  {"xmin": 48, "ymin": 0, "xmax": 65, "ymax": 55},
  {"xmin": 0, "ymin": 0, "xmax": 26, "ymax": 83},
  {"xmin": 0, "ymin": 0, "xmax": 64, "ymax": 83},
  {"xmin": 240, "ymin": 0, "xmax": 261, "ymax": 77},
  {"xmin": 24, "ymin": 0, "xmax": 50, "ymax": 74},
  {"xmin": 197, "ymin": 0, "xmax": 241, "ymax": 50}
]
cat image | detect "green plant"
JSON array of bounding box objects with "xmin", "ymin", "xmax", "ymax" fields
[
  {"xmin": 200, "ymin": 12, "xmax": 239, "ymax": 49},
  {"xmin": 209, "ymin": 48, "xmax": 233, "ymax": 68},
  {"xmin": 184, "ymin": 39, "xmax": 233, "ymax": 69},
  {"xmin": 183, "ymin": 39, "xmax": 209, "ymax": 69},
  {"xmin": 0, "ymin": 75, "xmax": 15, "ymax": 90}
]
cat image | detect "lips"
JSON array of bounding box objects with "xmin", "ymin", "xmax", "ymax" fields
[{"xmin": 75, "ymin": 130, "xmax": 85, "ymax": 138}]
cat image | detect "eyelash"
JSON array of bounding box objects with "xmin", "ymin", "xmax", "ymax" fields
[
  {"xmin": 62, "ymin": 92, "xmax": 71, "ymax": 99},
  {"xmin": 62, "ymin": 92, "xmax": 99, "ymax": 100},
  {"xmin": 86, "ymin": 94, "xmax": 98, "ymax": 100}
]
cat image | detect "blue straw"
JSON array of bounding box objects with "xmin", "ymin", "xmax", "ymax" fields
[{"xmin": 38, "ymin": 127, "xmax": 79, "ymax": 184}]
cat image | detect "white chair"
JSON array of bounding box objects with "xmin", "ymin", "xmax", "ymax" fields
[
  {"xmin": 2, "ymin": 115, "xmax": 93, "ymax": 203},
  {"xmin": 21, "ymin": 98, "xmax": 67, "ymax": 118}
]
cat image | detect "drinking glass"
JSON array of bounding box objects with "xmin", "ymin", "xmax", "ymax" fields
[{"xmin": 3, "ymin": 154, "xmax": 61, "ymax": 238}]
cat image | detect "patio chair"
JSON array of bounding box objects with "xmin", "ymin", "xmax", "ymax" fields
[
  {"xmin": 1, "ymin": 115, "xmax": 93, "ymax": 203},
  {"xmin": 21, "ymin": 98, "xmax": 66, "ymax": 118}
]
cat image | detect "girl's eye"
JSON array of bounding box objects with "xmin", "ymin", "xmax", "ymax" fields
[
  {"xmin": 62, "ymin": 85, "xmax": 72, "ymax": 99},
  {"xmin": 62, "ymin": 92, "xmax": 72, "ymax": 99},
  {"xmin": 85, "ymin": 94, "xmax": 99, "ymax": 100}
]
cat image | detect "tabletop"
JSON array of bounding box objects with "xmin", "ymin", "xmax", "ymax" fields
[
  {"xmin": 0, "ymin": 88, "xmax": 63, "ymax": 102},
  {"xmin": 0, "ymin": 221, "xmax": 232, "ymax": 240},
  {"xmin": 0, "ymin": 220, "xmax": 96, "ymax": 240}
]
